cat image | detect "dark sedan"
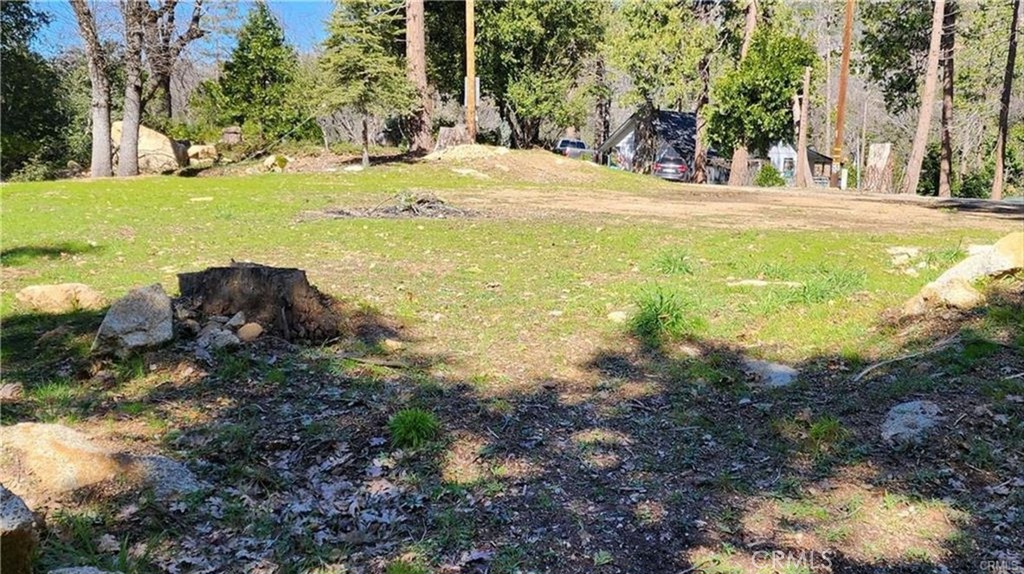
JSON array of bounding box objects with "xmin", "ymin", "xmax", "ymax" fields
[{"xmin": 653, "ymin": 151, "xmax": 691, "ymax": 182}]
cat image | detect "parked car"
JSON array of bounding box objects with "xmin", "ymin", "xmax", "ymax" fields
[
  {"xmin": 652, "ymin": 149, "xmax": 691, "ymax": 182},
  {"xmin": 553, "ymin": 138, "xmax": 589, "ymax": 159}
]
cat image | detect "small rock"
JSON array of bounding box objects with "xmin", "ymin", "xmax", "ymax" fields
[
  {"xmin": 208, "ymin": 315, "xmax": 229, "ymax": 324},
  {"xmin": 92, "ymin": 285, "xmax": 173, "ymax": 357},
  {"xmin": 343, "ymin": 164, "xmax": 364, "ymax": 172},
  {"xmin": 130, "ymin": 455, "xmax": 204, "ymax": 500},
  {"xmin": 197, "ymin": 327, "xmax": 239, "ymax": 350},
  {"xmin": 15, "ymin": 283, "xmax": 105, "ymax": 314},
  {"xmin": 187, "ymin": 144, "xmax": 218, "ymax": 161},
  {"xmin": 0, "ymin": 383, "xmax": 24, "ymax": 403},
  {"xmin": 742, "ymin": 358, "xmax": 798, "ymax": 387},
  {"xmin": 225, "ymin": 311, "xmax": 246, "ymax": 329},
  {"xmin": 881, "ymin": 400, "xmax": 942, "ymax": 445},
  {"xmin": 237, "ymin": 322, "xmax": 263, "ymax": 342},
  {"xmin": 381, "ymin": 338, "xmax": 404, "ymax": 352},
  {"xmin": 37, "ymin": 326, "xmax": 71, "ymax": 346},
  {"xmin": 180, "ymin": 318, "xmax": 201, "ymax": 336},
  {"xmin": 607, "ymin": 311, "xmax": 628, "ymax": 323},
  {"xmin": 1, "ymin": 484, "xmax": 39, "ymax": 574}
]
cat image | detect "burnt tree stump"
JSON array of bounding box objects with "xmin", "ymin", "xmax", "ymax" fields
[{"xmin": 177, "ymin": 263, "xmax": 344, "ymax": 341}]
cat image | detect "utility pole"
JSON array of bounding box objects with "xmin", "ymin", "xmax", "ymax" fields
[
  {"xmin": 830, "ymin": 0, "xmax": 855, "ymax": 188},
  {"xmin": 465, "ymin": 0, "xmax": 477, "ymax": 142}
]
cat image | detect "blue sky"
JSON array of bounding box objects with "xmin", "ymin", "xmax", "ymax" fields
[{"xmin": 32, "ymin": 1, "xmax": 334, "ymax": 56}]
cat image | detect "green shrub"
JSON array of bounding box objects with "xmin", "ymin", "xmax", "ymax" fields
[
  {"xmin": 8, "ymin": 156, "xmax": 57, "ymax": 182},
  {"xmin": 389, "ymin": 408, "xmax": 441, "ymax": 448},
  {"xmin": 652, "ymin": 250, "xmax": 694, "ymax": 275},
  {"xmin": 754, "ymin": 163, "xmax": 786, "ymax": 187},
  {"xmin": 630, "ymin": 287, "xmax": 706, "ymax": 345}
]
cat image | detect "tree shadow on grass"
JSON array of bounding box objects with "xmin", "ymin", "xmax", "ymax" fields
[
  {"xmin": 7, "ymin": 282, "xmax": 1023, "ymax": 573},
  {"xmin": 0, "ymin": 241, "xmax": 103, "ymax": 267}
]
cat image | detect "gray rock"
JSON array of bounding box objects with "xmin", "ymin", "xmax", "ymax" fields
[
  {"xmin": 197, "ymin": 327, "xmax": 240, "ymax": 350},
  {"xmin": 1, "ymin": 484, "xmax": 38, "ymax": 574},
  {"xmin": 92, "ymin": 285, "xmax": 173, "ymax": 357},
  {"xmin": 225, "ymin": 311, "xmax": 246, "ymax": 328},
  {"xmin": 881, "ymin": 400, "xmax": 942, "ymax": 445},
  {"xmin": 131, "ymin": 456, "xmax": 204, "ymax": 500},
  {"xmin": 742, "ymin": 358, "xmax": 799, "ymax": 387}
]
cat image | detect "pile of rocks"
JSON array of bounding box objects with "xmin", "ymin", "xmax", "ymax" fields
[{"xmin": 178, "ymin": 308, "xmax": 264, "ymax": 351}]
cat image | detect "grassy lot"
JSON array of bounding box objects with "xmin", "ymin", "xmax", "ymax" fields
[{"xmin": 1, "ymin": 157, "xmax": 1021, "ymax": 573}]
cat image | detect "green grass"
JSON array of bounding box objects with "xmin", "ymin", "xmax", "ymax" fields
[
  {"xmin": 0, "ymin": 165, "xmax": 1007, "ymax": 391},
  {"xmin": 389, "ymin": 408, "xmax": 441, "ymax": 448},
  {"xmin": 629, "ymin": 286, "xmax": 706, "ymax": 346}
]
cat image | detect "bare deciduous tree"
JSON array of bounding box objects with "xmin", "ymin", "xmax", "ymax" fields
[
  {"xmin": 69, "ymin": 0, "xmax": 113, "ymax": 177},
  {"xmin": 142, "ymin": 0, "xmax": 205, "ymax": 118},
  {"xmin": 119, "ymin": 0, "xmax": 146, "ymax": 177}
]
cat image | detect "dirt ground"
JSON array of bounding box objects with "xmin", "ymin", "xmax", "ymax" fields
[{"xmin": 449, "ymin": 184, "xmax": 1023, "ymax": 233}]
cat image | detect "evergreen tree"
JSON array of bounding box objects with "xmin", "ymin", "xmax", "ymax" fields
[
  {"xmin": 321, "ymin": 0, "xmax": 416, "ymax": 166},
  {"xmin": 207, "ymin": 2, "xmax": 302, "ymax": 142}
]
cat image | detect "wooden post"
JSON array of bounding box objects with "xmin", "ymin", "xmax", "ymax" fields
[
  {"xmin": 796, "ymin": 66, "xmax": 813, "ymax": 188},
  {"xmin": 465, "ymin": 0, "xmax": 477, "ymax": 142},
  {"xmin": 859, "ymin": 98, "xmax": 867, "ymax": 192},
  {"xmin": 830, "ymin": 0, "xmax": 855, "ymax": 188}
]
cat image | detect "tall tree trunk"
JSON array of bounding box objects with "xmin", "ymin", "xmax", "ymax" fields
[
  {"xmin": 903, "ymin": 0, "xmax": 946, "ymax": 195},
  {"xmin": 993, "ymin": 0, "xmax": 1021, "ymax": 201},
  {"xmin": 70, "ymin": 0, "xmax": 112, "ymax": 178},
  {"xmin": 593, "ymin": 55, "xmax": 611, "ymax": 163},
  {"xmin": 362, "ymin": 116, "xmax": 370, "ymax": 168},
  {"xmin": 119, "ymin": 0, "xmax": 146, "ymax": 177},
  {"xmin": 157, "ymin": 75, "xmax": 173, "ymax": 118},
  {"xmin": 938, "ymin": 0, "xmax": 956, "ymax": 198},
  {"xmin": 796, "ymin": 66, "xmax": 814, "ymax": 188},
  {"xmin": 406, "ymin": 0, "xmax": 433, "ymax": 153},
  {"xmin": 728, "ymin": 0, "xmax": 758, "ymax": 187},
  {"xmin": 634, "ymin": 99, "xmax": 658, "ymax": 174},
  {"xmin": 693, "ymin": 54, "xmax": 711, "ymax": 184}
]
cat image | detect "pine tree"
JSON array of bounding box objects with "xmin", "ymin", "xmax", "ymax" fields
[
  {"xmin": 321, "ymin": 0, "xmax": 416, "ymax": 166},
  {"xmin": 215, "ymin": 2, "xmax": 300, "ymax": 142}
]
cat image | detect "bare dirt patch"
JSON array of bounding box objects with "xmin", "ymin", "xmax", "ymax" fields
[{"xmin": 448, "ymin": 185, "xmax": 1022, "ymax": 232}]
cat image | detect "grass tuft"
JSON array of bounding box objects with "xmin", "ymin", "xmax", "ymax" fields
[
  {"xmin": 652, "ymin": 250, "xmax": 694, "ymax": 275},
  {"xmin": 629, "ymin": 287, "xmax": 705, "ymax": 346},
  {"xmin": 389, "ymin": 408, "xmax": 441, "ymax": 448}
]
